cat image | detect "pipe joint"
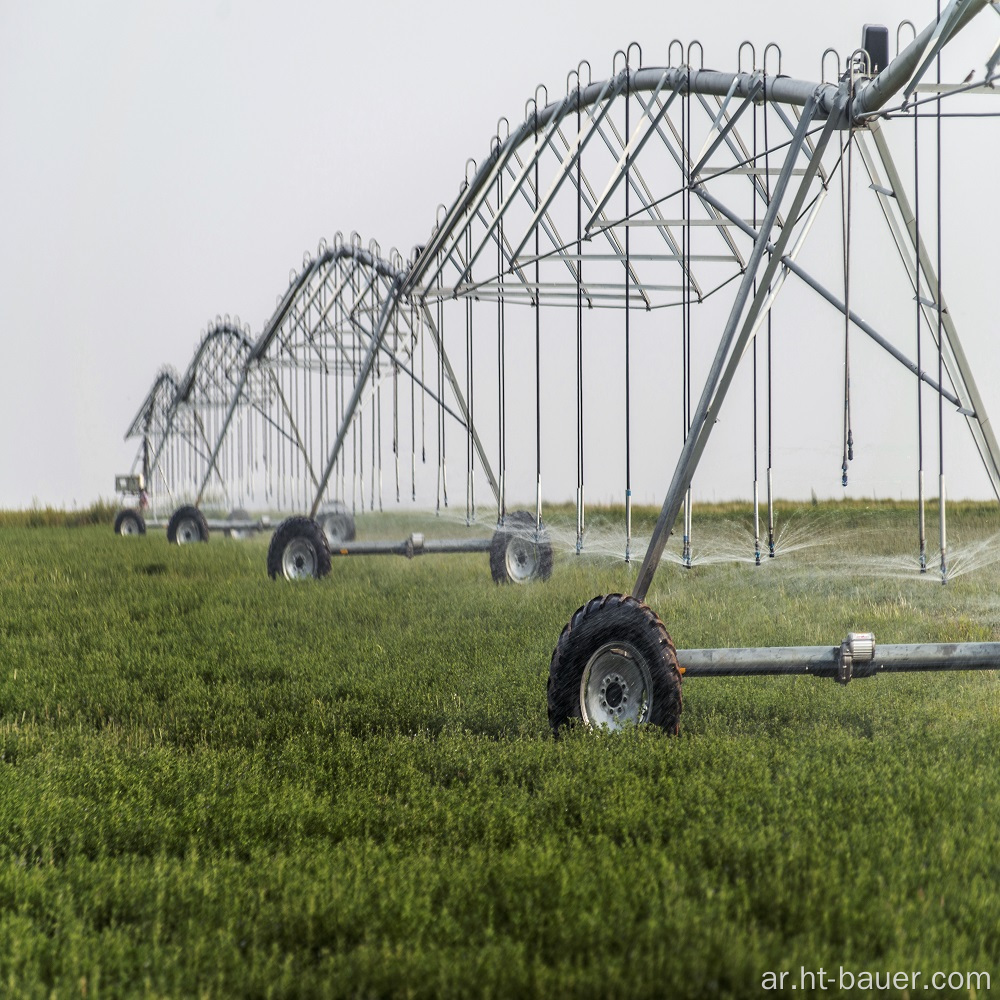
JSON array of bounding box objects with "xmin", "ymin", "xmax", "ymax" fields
[
  {"xmin": 838, "ymin": 631, "xmax": 876, "ymax": 684},
  {"xmin": 406, "ymin": 532, "xmax": 425, "ymax": 559}
]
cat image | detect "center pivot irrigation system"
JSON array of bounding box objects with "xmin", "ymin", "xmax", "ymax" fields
[{"xmin": 120, "ymin": 1, "xmax": 1000, "ymax": 730}]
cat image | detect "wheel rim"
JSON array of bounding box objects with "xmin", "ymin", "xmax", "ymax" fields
[
  {"xmin": 579, "ymin": 640, "xmax": 653, "ymax": 729},
  {"xmin": 282, "ymin": 537, "xmax": 318, "ymax": 579},
  {"xmin": 120, "ymin": 517, "xmax": 139, "ymax": 536},
  {"xmin": 505, "ymin": 534, "xmax": 539, "ymax": 583},
  {"xmin": 176, "ymin": 517, "xmax": 201, "ymax": 544},
  {"xmin": 320, "ymin": 516, "xmax": 342, "ymax": 544}
]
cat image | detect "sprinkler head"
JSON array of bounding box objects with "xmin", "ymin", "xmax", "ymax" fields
[{"xmin": 842, "ymin": 472, "xmax": 849, "ymax": 487}]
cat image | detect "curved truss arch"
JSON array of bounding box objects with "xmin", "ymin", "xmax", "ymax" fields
[
  {"xmin": 124, "ymin": 366, "xmax": 181, "ymax": 514},
  {"xmin": 125, "ymin": 366, "xmax": 180, "ymax": 442},
  {"xmin": 128, "ymin": 0, "xmax": 999, "ymax": 583},
  {"xmin": 190, "ymin": 236, "xmax": 489, "ymax": 516}
]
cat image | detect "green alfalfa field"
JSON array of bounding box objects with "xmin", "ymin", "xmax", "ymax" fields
[{"xmin": 1, "ymin": 501, "xmax": 999, "ymax": 999}]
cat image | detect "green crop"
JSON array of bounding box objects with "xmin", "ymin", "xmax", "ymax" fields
[{"xmin": 0, "ymin": 503, "xmax": 998, "ymax": 998}]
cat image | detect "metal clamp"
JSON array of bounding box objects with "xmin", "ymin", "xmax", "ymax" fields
[
  {"xmin": 405, "ymin": 532, "xmax": 425, "ymax": 559},
  {"xmin": 837, "ymin": 631, "xmax": 876, "ymax": 684}
]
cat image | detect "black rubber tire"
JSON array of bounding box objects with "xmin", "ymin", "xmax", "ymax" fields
[
  {"xmin": 318, "ymin": 506, "xmax": 356, "ymax": 544},
  {"xmin": 489, "ymin": 510, "xmax": 553, "ymax": 584},
  {"xmin": 166, "ymin": 505, "xmax": 209, "ymax": 544},
  {"xmin": 267, "ymin": 517, "xmax": 332, "ymax": 580},
  {"xmin": 114, "ymin": 508, "xmax": 146, "ymax": 536},
  {"xmin": 547, "ymin": 594, "xmax": 683, "ymax": 735}
]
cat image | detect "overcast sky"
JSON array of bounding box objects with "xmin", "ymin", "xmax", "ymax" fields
[{"xmin": 1, "ymin": 0, "xmax": 997, "ymax": 510}]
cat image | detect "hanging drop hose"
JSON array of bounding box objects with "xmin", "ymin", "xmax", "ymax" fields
[
  {"xmin": 576, "ymin": 90, "xmax": 585, "ymax": 554},
  {"xmin": 436, "ymin": 293, "xmax": 447, "ymax": 512},
  {"xmin": 752, "ymin": 98, "xmax": 761, "ymax": 566},
  {"xmin": 935, "ymin": 18, "xmax": 947, "ymax": 586},
  {"xmin": 840, "ymin": 127, "xmax": 855, "ymax": 489},
  {"xmin": 624, "ymin": 68, "xmax": 633, "ymax": 564},
  {"xmin": 497, "ymin": 161, "xmax": 506, "ymax": 524},
  {"xmin": 393, "ymin": 326, "xmax": 400, "ymax": 504},
  {"xmin": 410, "ymin": 309, "xmax": 417, "ymax": 502},
  {"xmin": 682, "ymin": 71, "xmax": 693, "ymax": 570},
  {"xmin": 534, "ymin": 108, "xmax": 542, "ymax": 535},
  {"xmin": 466, "ymin": 227, "xmax": 475, "ymax": 526},
  {"xmin": 914, "ymin": 101, "xmax": 927, "ymax": 572},
  {"xmin": 763, "ymin": 77, "xmax": 775, "ymax": 558}
]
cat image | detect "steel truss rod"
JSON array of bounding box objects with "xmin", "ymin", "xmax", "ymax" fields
[
  {"xmin": 578, "ymin": 73, "xmax": 681, "ymax": 234},
  {"xmin": 344, "ymin": 304, "xmax": 468, "ymax": 429},
  {"xmin": 403, "ymin": 71, "xmax": 848, "ymax": 301},
  {"xmin": 503, "ymin": 141, "xmax": 599, "ymax": 299},
  {"xmin": 142, "ymin": 326, "xmax": 252, "ymax": 492},
  {"xmin": 690, "ymin": 77, "xmax": 763, "ymax": 179},
  {"xmin": 731, "ymin": 173, "xmax": 830, "ymax": 365},
  {"xmin": 428, "ymin": 88, "xmax": 582, "ymax": 295},
  {"xmin": 307, "ymin": 290, "xmax": 500, "ymax": 518},
  {"xmin": 698, "ymin": 188, "xmax": 963, "ymax": 410},
  {"xmin": 404, "ymin": 1, "xmax": 995, "ymax": 304},
  {"xmin": 268, "ymin": 370, "xmax": 320, "ymax": 491},
  {"xmin": 373, "ymin": 341, "xmax": 465, "ymax": 428},
  {"xmin": 309, "ymin": 277, "xmax": 405, "ymax": 517},
  {"xmin": 553, "ymin": 74, "xmax": 686, "ymax": 267},
  {"xmin": 605, "ymin": 89, "xmax": 743, "ymax": 280},
  {"xmin": 250, "ymin": 246, "xmax": 400, "ymax": 361},
  {"xmin": 251, "ymin": 259, "xmax": 321, "ymax": 360},
  {"xmin": 471, "ymin": 76, "xmax": 631, "ymax": 282},
  {"xmin": 173, "ymin": 421, "xmax": 214, "ymax": 470},
  {"xmin": 633, "ymin": 90, "xmax": 837, "ymax": 602},
  {"xmin": 853, "ymin": 0, "xmax": 990, "ymax": 115},
  {"xmin": 194, "ymin": 246, "xmax": 403, "ymax": 508},
  {"xmin": 284, "ymin": 260, "xmax": 363, "ymax": 371},
  {"xmin": 416, "ymin": 302, "xmax": 500, "ymax": 506},
  {"xmin": 195, "ymin": 367, "xmax": 251, "ymax": 506},
  {"xmin": 860, "ymin": 120, "xmax": 1000, "ymax": 499}
]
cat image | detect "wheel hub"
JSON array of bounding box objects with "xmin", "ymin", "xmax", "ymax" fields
[
  {"xmin": 580, "ymin": 641, "xmax": 652, "ymax": 729},
  {"xmin": 177, "ymin": 518, "xmax": 200, "ymax": 544},
  {"xmin": 506, "ymin": 536, "xmax": 538, "ymax": 583},
  {"xmin": 602, "ymin": 676, "xmax": 626, "ymax": 711},
  {"xmin": 282, "ymin": 537, "xmax": 317, "ymax": 580}
]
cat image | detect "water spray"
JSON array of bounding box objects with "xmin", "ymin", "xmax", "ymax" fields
[
  {"xmin": 753, "ymin": 479, "xmax": 761, "ymax": 565},
  {"xmin": 940, "ymin": 472, "xmax": 948, "ymax": 584},
  {"xmin": 625, "ymin": 489, "xmax": 632, "ymax": 563},
  {"xmin": 918, "ymin": 469, "xmax": 927, "ymax": 572},
  {"xmin": 767, "ymin": 468, "xmax": 776, "ymax": 558},
  {"xmin": 682, "ymin": 488, "xmax": 693, "ymax": 569}
]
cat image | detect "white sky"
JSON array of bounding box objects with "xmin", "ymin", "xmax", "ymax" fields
[{"xmin": 1, "ymin": 0, "xmax": 997, "ymax": 510}]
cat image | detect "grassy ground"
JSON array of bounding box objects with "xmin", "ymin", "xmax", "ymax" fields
[{"xmin": 1, "ymin": 502, "xmax": 999, "ymax": 998}]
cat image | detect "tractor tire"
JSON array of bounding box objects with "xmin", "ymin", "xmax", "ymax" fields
[
  {"xmin": 489, "ymin": 510, "xmax": 553, "ymax": 584},
  {"xmin": 317, "ymin": 501, "xmax": 356, "ymax": 545},
  {"xmin": 547, "ymin": 594, "xmax": 682, "ymax": 735},
  {"xmin": 114, "ymin": 508, "xmax": 146, "ymax": 536},
  {"xmin": 166, "ymin": 505, "xmax": 209, "ymax": 545},
  {"xmin": 267, "ymin": 517, "xmax": 331, "ymax": 581}
]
